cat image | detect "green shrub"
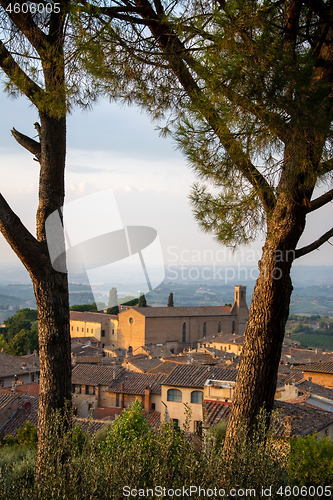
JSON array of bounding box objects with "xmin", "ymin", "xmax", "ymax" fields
[{"xmin": 288, "ymin": 434, "xmax": 333, "ymax": 487}]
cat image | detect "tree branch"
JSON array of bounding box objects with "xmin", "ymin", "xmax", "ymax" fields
[
  {"xmin": 11, "ymin": 128, "xmax": 41, "ymax": 161},
  {"xmin": 133, "ymin": 0, "xmax": 276, "ymax": 212},
  {"xmin": 308, "ymin": 188, "xmax": 333, "ymax": 212},
  {"xmin": 318, "ymin": 158, "xmax": 333, "ymax": 175},
  {"xmin": 0, "ymin": 193, "xmax": 45, "ymax": 276},
  {"xmin": 0, "ymin": 0, "xmax": 48, "ymax": 52},
  {"xmin": 295, "ymin": 227, "xmax": 333, "ymax": 259},
  {"xmin": 0, "ymin": 41, "xmax": 44, "ymax": 106}
]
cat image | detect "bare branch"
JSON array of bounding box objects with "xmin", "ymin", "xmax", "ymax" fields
[
  {"xmin": 0, "ymin": 193, "xmax": 44, "ymax": 276},
  {"xmin": 308, "ymin": 188, "xmax": 333, "ymax": 212},
  {"xmin": 295, "ymin": 227, "xmax": 333, "ymax": 259},
  {"xmin": 11, "ymin": 127, "xmax": 41, "ymax": 161}
]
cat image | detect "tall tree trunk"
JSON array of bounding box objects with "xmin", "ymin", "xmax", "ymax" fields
[
  {"xmin": 33, "ymin": 112, "xmax": 71, "ymax": 476},
  {"xmin": 224, "ymin": 187, "xmax": 309, "ymax": 451}
]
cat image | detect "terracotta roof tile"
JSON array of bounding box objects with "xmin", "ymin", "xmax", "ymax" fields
[
  {"xmin": 163, "ymin": 364, "xmax": 237, "ymax": 388},
  {"xmin": 72, "ymin": 364, "xmax": 124, "ymax": 385},
  {"xmin": 0, "ymin": 395, "xmax": 38, "ymax": 437},
  {"xmin": 200, "ymin": 334, "xmax": 245, "ymax": 345},
  {"xmin": 122, "ymin": 306, "xmax": 231, "ymax": 318},
  {"xmin": 0, "ymin": 392, "xmax": 18, "ymax": 411},
  {"xmin": 202, "ymin": 400, "xmax": 333, "ymax": 437},
  {"xmin": 108, "ymin": 372, "xmax": 167, "ymax": 395},
  {"xmin": 124, "ymin": 358, "xmax": 163, "ymax": 373},
  {"xmin": 292, "ymin": 361, "xmax": 333, "ymax": 374},
  {"xmin": 70, "ymin": 311, "xmax": 117, "ymax": 323},
  {"xmin": 0, "ymin": 353, "xmax": 40, "ymax": 378},
  {"xmin": 148, "ymin": 361, "xmax": 179, "ymax": 375}
]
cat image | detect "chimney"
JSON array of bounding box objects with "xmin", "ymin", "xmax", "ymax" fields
[
  {"xmin": 120, "ymin": 382, "xmax": 125, "ymax": 409},
  {"xmin": 144, "ymin": 386, "xmax": 151, "ymax": 412}
]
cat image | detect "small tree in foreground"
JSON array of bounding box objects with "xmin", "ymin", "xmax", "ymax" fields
[{"xmin": 167, "ymin": 292, "xmax": 174, "ymax": 307}]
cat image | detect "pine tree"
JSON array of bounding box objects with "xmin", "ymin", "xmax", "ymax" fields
[
  {"xmin": 73, "ymin": 0, "xmax": 333, "ymax": 450},
  {"xmin": 0, "ymin": 0, "xmax": 95, "ymax": 476},
  {"xmin": 138, "ymin": 294, "xmax": 147, "ymax": 307},
  {"xmin": 167, "ymin": 293, "xmax": 174, "ymax": 307},
  {"xmin": 108, "ymin": 287, "xmax": 118, "ymax": 308}
]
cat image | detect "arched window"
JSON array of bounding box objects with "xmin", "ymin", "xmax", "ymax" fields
[
  {"xmin": 203, "ymin": 322, "xmax": 206, "ymax": 338},
  {"xmin": 182, "ymin": 322, "xmax": 186, "ymax": 343},
  {"xmin": 128, "ymin": 346, "xmax": 133, "ymax": 354},
  {"xmin": 232, "ymin": 321, "xmax": 235, "ymax": 334},
  {"xmin": 191, "ymin": 391, "xmax": 203, "ymax": 404},
  {"xmin": 217, "ymin": 321, "xmax": 222, "ymax": 334},
  {"xmin": 167, "ymin": 389, "xmax": 182, "ymax": 402}
]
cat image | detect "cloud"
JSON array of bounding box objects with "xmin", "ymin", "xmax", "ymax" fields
[{"xmin": 67, "ymin": 164, "xmax": 108, "ymax": 174}]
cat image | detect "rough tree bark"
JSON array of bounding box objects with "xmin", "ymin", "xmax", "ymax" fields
[{"xmin": 0, "ymin": 0, "xmax": 72, "ymax": 476}]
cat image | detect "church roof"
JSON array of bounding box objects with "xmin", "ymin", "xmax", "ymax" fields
[{"xmin": 121, "ymin": 306, "xmax": 232, "ymax": 318}]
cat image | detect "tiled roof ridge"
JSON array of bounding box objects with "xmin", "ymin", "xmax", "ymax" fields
[
  {"xmin": 121, "ymin": 306, "xmax": 233, "ymax": 317},
  {"xmin": 292, "ymin": 361, "xmax": 333, "ymax": 374}
]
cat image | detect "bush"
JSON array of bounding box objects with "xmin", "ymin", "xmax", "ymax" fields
[{"xmin": 288, "ymin": 434, "xmax": 333, "ymax": 487}]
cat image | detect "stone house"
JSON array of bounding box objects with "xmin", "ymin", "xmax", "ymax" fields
[
  {"xmin": 70, "ymin": 311, "xmax": 118, "ymax": 348},
  {"xmin": 198, "ymin": 333, "xmax": 245, "ymax": 355},
  {"xmin": 160, "ymin": 364, "xmax": 237, "ymax": 432},
  {"xmin": 292, "ymin": 362, "xmax": 333, "ymax": 388},
  {"xmin": 0, "ymin": 353, "xmax": 40, "ymax": 388},
  {"xmin": 71, "ymin": 364, "xmax": 124, "ymax": 418},
  {"xmin": 106, "ymin": 371, "xmax": 167, "ymax": 413}
]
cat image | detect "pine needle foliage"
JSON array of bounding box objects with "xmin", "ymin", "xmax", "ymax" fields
[{"xmin": 72, "ymin": 0, "xmax": 333, "ymax": 246}]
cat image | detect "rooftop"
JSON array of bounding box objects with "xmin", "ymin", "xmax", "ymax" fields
[
  {"xmin": 70, "ymin": 311, "xmax": 117, "ymax": 323},
  {"xmin": 162, "ymin": 364, "xmax": 237, "ymax": 388},
  {"xmin": 72, "ymin": 364, "xmax": 124, "ymax": 386},
  {"xmin": 121, "ymin": 306, "xmax": 231, "ymax": 318},
  {"xmin": 292, "ymin": 361, "xmax": 333, "ymax": 374},
  {"xmin": 123, "ymin": 358, "xmax": 164, "ymax": 373},
  {"xmin": 203, "ymin": 400, "xmax": 333, "ymax": 437},
  {"xmin": 0, "ymin": 353, "xmax": 40, "ymax": 378},
  {"xmin": 108, "ymin": 372, "xmax": 167, "ymax": 395}
]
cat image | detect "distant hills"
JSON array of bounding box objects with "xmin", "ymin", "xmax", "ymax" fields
[{"xmin": 0, "ymin": 263, "xmax": 332, "ymax": 318}]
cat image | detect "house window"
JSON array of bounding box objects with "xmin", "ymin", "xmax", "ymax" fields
[
  {"xmin": 31, "ymin": 373, "xmax": 35, "ymax": 382},
  {"xmin": 72, "ymin": 384, "xmax": 75, "ymax": 394},
  {"xmin": 172, "ymin": 419, "xmax": 179, "ymax": 426},
  {"xmin": 232, "ymin": 321, "xmax": 235, "ymax": 334},
  {"xmin": 167, "ymin": 389, "xmax": 182, "ymax": 402},
  {"xmin": 229, "ymin": 345, "xmax": 231, "ymax": 350},
  {"xmin": 91, "ymin": 329, "xmax": 94, "ymax": 333},
  {"xmin": 86, "ymin": 385, "xmax": 95, "ymax": 395},
  {"xmin": 191, "ymin": 391, "xmax": 203, "ymax": 404},
  {"xmin": 101, "ymin": 330, "xmax": 105, "ymax": 337},
  {"xmin": 129, "ymin": 317, "xmax": 134, "ymax": 324},
  {"xmin": 75, "ymin": 385, "xmax": 81, "ymax": 394},
  {"xmin": 71, "ymin": 326, "xmax": 73, "ymax": 331},
  {"xmin": 77, "ymin": 327, "xmax": 79, "ymax": 332},
  {"xmin": 0, "ymin": 380, "xmax": 4, "ymax": 387},
  {"xmin": 218, "ymin": 321, "xmax": 221, "ymax": 334},
  {"xmin": 102, "ymin": 343, "xmax": 105, "ymax": 348},
  {"xmin": 112, "ymin": 329, "xmax": 114, "ymax": 335},
  {"xmin": 128, "ymin": 346, "xmax": 133, "ymax": 354},
  {"xmin": 203, "ymin": 322, "xmax": 206, "ymax": 338},
  {"xmin": 151, "ymin": 403, "xmax": 156, "ymax": 411},
  {"xmin": 116, "ymin": 393, "xmax": 120, "ymax": 407},
  {"xmin": 182, "ymin": 322, "xmax": 186, "ymax": 343},
  {"xmin": 82, "ymin": 328, "xmax": 84, "ymax": 332}
]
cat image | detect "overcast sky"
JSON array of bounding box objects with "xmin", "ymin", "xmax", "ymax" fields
[{"xmin": 1, "ymin": 90, "xmax": 332, "ymax": 276}]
